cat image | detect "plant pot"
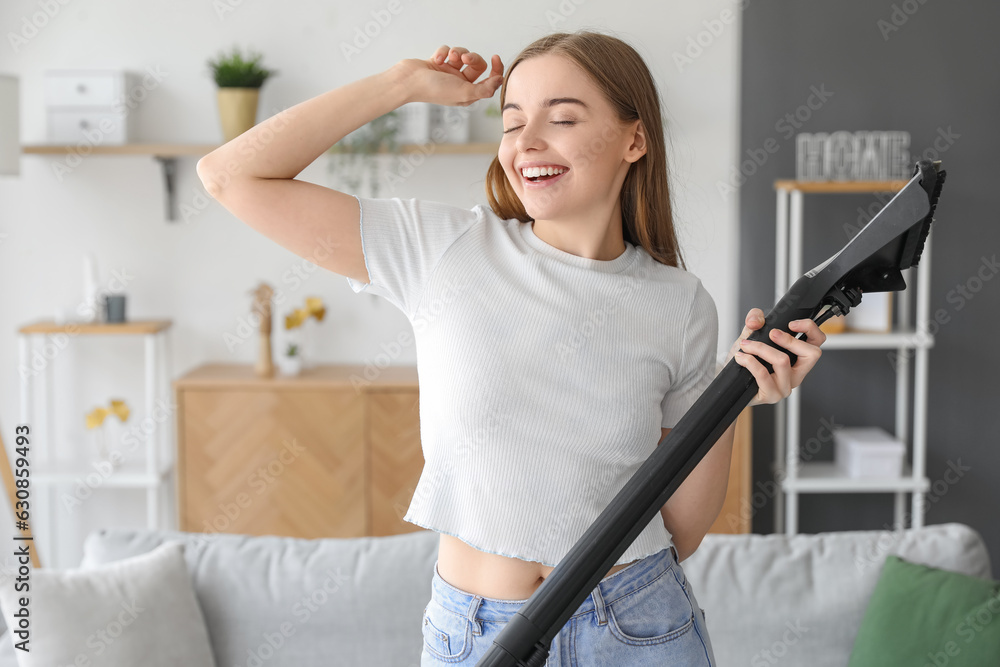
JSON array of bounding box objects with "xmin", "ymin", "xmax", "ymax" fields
[
  {"xmin": 279, "ymin": 354, "xmax": 302, "ymax": 376},
  {"xmin": 217, "ymin": 87, "xmax": 260, "ymax": 142}
]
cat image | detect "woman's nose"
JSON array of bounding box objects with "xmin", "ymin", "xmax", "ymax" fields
[{"xmin": 514, "ymin": 121, "xmax": 547, "ymax": 152}]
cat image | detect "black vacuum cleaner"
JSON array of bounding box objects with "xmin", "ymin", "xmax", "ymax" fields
[{"xmin": 476, "ymin": 159, "xmax": 947, "ymax": 666}]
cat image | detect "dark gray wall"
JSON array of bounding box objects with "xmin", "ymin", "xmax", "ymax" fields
[{"xmin": 738, "ymin": 0, "xmax": 1000, "ymax": 574}]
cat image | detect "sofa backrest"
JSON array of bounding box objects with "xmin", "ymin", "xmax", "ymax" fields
[
  {"xmin": 70, "ymin": 522, "xmax": 992, "ymax": 667},
  {"xmin": 681, "ymin": 522, "xmax": 992, "ymax": 667},
  {"xmin": 80, "ymin": 527, "xmax": 441, "ymax": 667}
]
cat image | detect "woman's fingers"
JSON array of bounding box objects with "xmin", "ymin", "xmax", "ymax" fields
[
  {"xmin": 432, "ymin": 45, "xmax": 466, "ymax": 67},
  {"xmin": 733, "ymin": 346, "xmax": 782, "ymax": 403},
  {"xmin": 737, "ymin": 339, "xmax": 792, "ymax": 396},
  {"xmin": 790, "ymin": 318, "xmax": 827, "ymax": 346},
  {"xmin": 428, "ymin": 46, "xmax": 501, "ymax": 98},
  {"xmin": 734, "ymin": 316, "xmax": 826, "ymax": 405}
]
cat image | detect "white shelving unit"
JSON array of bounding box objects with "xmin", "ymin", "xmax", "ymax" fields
[
  {"xmin": 772, "ymin": 180, "xmax": 932, "ymax": 536},
  {"xmin": 17, "ymin": 319, "xmax": 175, "ymax": 568}
]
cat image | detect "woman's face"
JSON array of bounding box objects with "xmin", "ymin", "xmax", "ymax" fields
[{"xmin": 498, "ymin": 53, "xmax": 640, "ymax": 223}]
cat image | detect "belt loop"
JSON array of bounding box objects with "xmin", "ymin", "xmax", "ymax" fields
[
  {"xmin": 591, "ymin": 585, "xmax": 608, "ymax": 625},
  {"xmin": 466, "ymin": 596, "xmax": 484, "ymax": 635}
]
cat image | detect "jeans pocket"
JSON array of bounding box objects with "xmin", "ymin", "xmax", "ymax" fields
[
  {"xmin": 422, "ymin": 599, "xmax": 473, "ymax": 662},
  {"xmin": 606, "ymin": 569, "xmax": 695, "ymax": 646}
]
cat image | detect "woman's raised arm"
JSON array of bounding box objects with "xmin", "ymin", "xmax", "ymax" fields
[{"xmin": 195, "ymin": 47, "xmax": 503, "ymax": 283}]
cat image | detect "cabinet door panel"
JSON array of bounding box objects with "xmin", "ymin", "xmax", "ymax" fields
[
  {"xmin": 179, "ymin": 388, "xmax": 365, "ymax": 538},
  {"xmin": 368, "ymin": 390, "xmax": 424, "ymax": 536},
  {"xmin": 709, "ymin": 407, "xmax": 753, "ymax": 534}
]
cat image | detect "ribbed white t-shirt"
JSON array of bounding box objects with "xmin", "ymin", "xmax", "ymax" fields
[{"xmin": 345, "ymin": 195, "xmax": 719, "ymax": 567}]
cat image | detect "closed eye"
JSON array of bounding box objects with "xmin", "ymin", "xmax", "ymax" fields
[{"xmin": 503, "ymin": 121, "xmax": 577, "ymax": 135}]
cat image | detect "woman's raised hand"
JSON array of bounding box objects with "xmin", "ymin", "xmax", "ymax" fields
[{"xmin": 394, "ymin": 45, "xmax": 504, "ymax": 107}]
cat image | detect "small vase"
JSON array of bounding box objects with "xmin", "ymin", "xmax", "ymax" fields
[
  {"xmin": 281, "ymin": 355, "xmax": 302, "ymax": 376},
  {"xmin": 217, "ymin": 87, "xmax": 260, "ymax": 142}
]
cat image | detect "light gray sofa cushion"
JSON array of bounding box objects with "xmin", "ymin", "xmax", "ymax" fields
[
  {"xmin": 680, "ymin": 522, "xmax": 993, "ymax": 667},
  {"xmin": 78, "ymin": 527, "xmax": 441, "ymax": 667},
  {"xmin": 0, "ymin": 541, "xmax": 215, "ymax": 667}
]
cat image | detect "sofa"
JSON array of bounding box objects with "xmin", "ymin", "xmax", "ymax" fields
[{"xmin": 0, "ymin": 522, "xmax": 991, "ymax": 666}]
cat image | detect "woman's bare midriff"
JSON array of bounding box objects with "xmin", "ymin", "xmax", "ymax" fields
[{"xmin": 436, "ymin": 533, "xmax": 639, "ymax": 601}]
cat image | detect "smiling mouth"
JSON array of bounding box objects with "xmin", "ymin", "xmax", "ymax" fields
[{"xmin": 520, "ymin": 168, "xmax": 569, "ymax": 186}]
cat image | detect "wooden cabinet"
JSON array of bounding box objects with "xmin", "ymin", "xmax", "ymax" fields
[
  {"xmin": 173, "ymin": 363, "xmax": 753, "ymax": 540},
  {"xmin": 173, "ymin": 363, "xmax": 423, "ymax": 539}
]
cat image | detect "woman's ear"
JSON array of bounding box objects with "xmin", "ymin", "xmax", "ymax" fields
[{"xmin": 626, "ymin": 119, "xmax": 647, "ymax": 163}]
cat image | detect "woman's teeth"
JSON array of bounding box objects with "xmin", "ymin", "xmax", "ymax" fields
[{"xmin": 522, "ymin": 166, "xmax": 567, "ymax": 180}]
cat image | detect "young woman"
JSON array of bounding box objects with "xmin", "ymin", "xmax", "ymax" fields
[{"xmin": 199, "ymin": 30, "xmax": 825, "ymax": 667}]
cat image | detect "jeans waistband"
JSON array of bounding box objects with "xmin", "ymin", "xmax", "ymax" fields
[{"xmin": 430, "ymin": 546, "xmax": 678, "ymax": 625}]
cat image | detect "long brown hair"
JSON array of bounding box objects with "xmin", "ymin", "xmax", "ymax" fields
[{"xmin": 485, "ymin": 30, "xmax": 685, "ymax": 270}]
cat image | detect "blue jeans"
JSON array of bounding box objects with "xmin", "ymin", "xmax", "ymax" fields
[{"xmin": 420, "ymin": 546, "xmax": 715, "ymax": 666}]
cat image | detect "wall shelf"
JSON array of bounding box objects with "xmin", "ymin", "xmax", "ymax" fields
[{"xmin": 20, "ymin": 141, "xmax": 502, "ymax": 221}]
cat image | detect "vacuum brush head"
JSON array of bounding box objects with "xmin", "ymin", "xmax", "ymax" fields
[{"xmin": 900, "ymin": 159, "xmax": 947, "ymax": 270}]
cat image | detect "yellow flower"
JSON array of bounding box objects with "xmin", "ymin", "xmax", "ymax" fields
[
  {"xmin": 284, "ymin": 297, "xmax": 326, "ymax": 329},
  {"xmin": 85, "ymin": 399, "xmax": 130, "ymax": 429}
]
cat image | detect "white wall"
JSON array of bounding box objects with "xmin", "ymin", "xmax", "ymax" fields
[{"xmin": 0, "ymin": 0, "xmax": 741, "ymax": 568}]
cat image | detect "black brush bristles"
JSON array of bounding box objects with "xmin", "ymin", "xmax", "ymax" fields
[{"xmin": 901, "ymin": 166, "xmax": 947, "ymax": 270}]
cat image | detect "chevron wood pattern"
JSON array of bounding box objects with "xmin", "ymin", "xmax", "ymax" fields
[
  {"xmin": 175, "ymin": 364, "xmax": 421, "ymax": 539},
  {"xmin": 174, "ymin": 364, "xmax": 751, "ymax": 541}
]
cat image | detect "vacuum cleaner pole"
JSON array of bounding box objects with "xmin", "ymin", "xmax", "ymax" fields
[{"xmin": 476, "ymin": 159, "xmax": 946, "ymax": 667}]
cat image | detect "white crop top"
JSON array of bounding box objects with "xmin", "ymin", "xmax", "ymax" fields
[{"xmin": 345, "ymin": 195, "xmax": 719, "ymax": 567}]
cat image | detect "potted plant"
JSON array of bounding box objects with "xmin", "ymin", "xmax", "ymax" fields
[
  {"xmin": 279, "ymin": 296, "xmax": 326, "ymax": 375},
  {"xmin": 326, "ymin": 110, "xmax": 400, "ymax": 198},
  {"xmin": 283, "ymin": 342, "xmax": 302, "ymax": 376},
  {"xmin": 207, "ymin": 45, "xmax": 277, "ymax": 142},
  {"xmin": 484, "ymin": 102, "xmax": 504, "ymax": 139}
]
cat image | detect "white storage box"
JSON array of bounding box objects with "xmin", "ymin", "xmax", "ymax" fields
[
  {"xmin": 834, "ymin": 426, "xmax": 906, "ymax": 478},
  {"xmin": 45, "ymin": 69, "xmax": 138, "ymax": 144}
]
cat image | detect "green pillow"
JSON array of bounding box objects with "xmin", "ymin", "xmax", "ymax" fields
[{"xmin": 848, "ymin": 554, "xmax": 1000, "ymax": 666}]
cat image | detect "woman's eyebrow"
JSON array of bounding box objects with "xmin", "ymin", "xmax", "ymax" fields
[{"xmin": 501, "ymin": 97, "xmax": 589, "ymax": 112}]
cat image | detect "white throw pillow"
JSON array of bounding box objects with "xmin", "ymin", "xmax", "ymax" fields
[{"xmin": 0, "ymin": 540, "xmax": 216, "ymax": 666}]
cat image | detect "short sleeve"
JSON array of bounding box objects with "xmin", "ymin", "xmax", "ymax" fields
[
  {"xmin": 345, "ymin": 195, "xmax": 481, "ymax": 318},
  {"xmin": 660, "ymin": 280, "xmax": 720, "ymax": 429}
]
